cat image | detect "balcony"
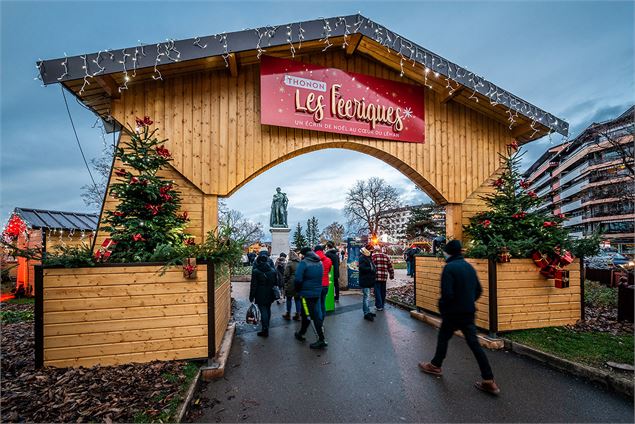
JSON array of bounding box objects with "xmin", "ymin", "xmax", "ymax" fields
[
  {"xmin": 560, "ymin": 199, "xmax": 583, "ymax": 214},
  {"xmin": 560, "ymin": 178, "xmax": 589, "ymax": 200},
  {"xmin": 569, "ymin": 231, "xmax": 584, "ymax": 239},
  {"xmin": 530, "ymin": 173, "xmax": 551, "ymax": 191},
  {"xmin": 536, "ymin": 185, "xmax": 552, "ymax": 199},
  {"xmin": 559, "ymin": 162, "xmax": 587, "ymax": 186},
  {"xmin": 563, "ymin": 215, "xmax": 583, "ymax": 227}
]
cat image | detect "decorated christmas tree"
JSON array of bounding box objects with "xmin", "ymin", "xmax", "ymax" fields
[
  {"xmin": 101, "ymin": 117, "xmax": 191, "ymax": 261},
  {"xmin": 464, "ymin": 142, "xmax": 571, "ymax": 261}
]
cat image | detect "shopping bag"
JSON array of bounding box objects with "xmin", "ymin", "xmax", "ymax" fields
[
  {"xmin": 272, "ymin": 285, "xmax": 282, "ymax": 300},
  {"xmin": 246, "ymin": 303, "xmax": 261, "ymax": 325}
]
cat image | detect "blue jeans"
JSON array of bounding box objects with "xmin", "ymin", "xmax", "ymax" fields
[
  {"xmin": 257, "ymin": 303, "xmax": 271, "ymax": 331},
  {"xmin": 374, "ymin": 281, "xmax": 387, "ymax": 309},
  {"xmin": 286, "ymin": 295, "xmax": 302, "ymax": 314},
  {"xmin": 319, "ymin": 286, "xmax": 329, "ymax": 319},
  {"xmin": 406, "ymin": 261, "xmax": 413, "ymax": 276},
  {"xmin": 362, "ymin": 288, "xmax": 371, "ymax": 315}
]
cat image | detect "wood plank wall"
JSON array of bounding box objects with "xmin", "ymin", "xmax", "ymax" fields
[
  {"xmin": 214, "ymin": 279, "xmax": 231, "ymax": 351},
  {"xmin": 42, "ymin": 264, "xmax": 209, "ymax": 367},
  {"xmin": 496, "ymin": 259, "xmax": 581, "ymax": 331},
  {"xmin": 110, "ymin": 49, "xmax": 513, "ymax": 205},
  {"xmin": 415, "ymin": 257, "xmax": 489, "ymax": 329}
]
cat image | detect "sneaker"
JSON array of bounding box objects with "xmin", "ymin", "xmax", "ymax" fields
[
  {"xmin": 282, "ymin": 312, "xmax": 291, "ymax": 320},
  {"xmin": 370, "ymin": 312, "xmax": 377, "ymax": 317},
  {"xmin": 418, "ymin": 362, "xmax": 442, "ymax": 376},
  {"xmin": 257, "ymin": 331, "xmax": 269, "ymax": 338},
  {"xmin": 292, "ymin": 313, "xmax": 300, "ymax": 321},
  {"xmin": 310, "ymin": 340, "xmax": 328, "ymax": 349},
  {"xmin": 364, "ymin": 313, "xmax": 374, "ymax": 321},
  {"xmin": 294, "ymin": 332, "xmax": 306, "ymax": 342},
  {"xmin": 376, "ymin": 308, "xmax": 384, "ymax": 311},
  {"xmin": 475, "ymin": 380, "xmax": 501, "ymax": 395}
]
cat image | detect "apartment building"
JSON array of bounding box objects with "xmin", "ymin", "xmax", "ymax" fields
[
  {"xmin": 523, "ymin": 106, "xmax": 634, "ymax": 254},
  {"xmin": 377, "ymin": 204, "xmax": 445, "ymax": 244}
]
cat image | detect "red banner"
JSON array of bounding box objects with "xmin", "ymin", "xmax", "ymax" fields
[{"xmin": 260, "ymin": 56, "xmax": 425, "ymax": 143}]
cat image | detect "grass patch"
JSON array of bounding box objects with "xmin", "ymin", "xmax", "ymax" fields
[
  {"xmin": 584, "ymin": 280, "xmax": 617, "ymax": 308},
  {"xmin": 1, "ymin": 309, "xmax": 34, "ymax": 323},
  {"xmin": 5, "ymin": 297, "xmax": 35, "ymax": 305},
  {"xmin": 231, "ymin": 265, "xmax": 252, "ymax": 276},
  {"xmin": 393, "ymin": 262, "xmax": 407, "ymax": 270},
  {"xmin": 506, "ymin": 326, "xmax": 634, "ymax": 368},
  {"xmin": 134, "ymin": 361, "xmax": 200, "ymax": 423}
]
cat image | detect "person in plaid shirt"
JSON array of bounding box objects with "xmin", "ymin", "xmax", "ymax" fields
[{"xmin": 371, "ymin": 246, "xmax": 394, "ymax": 311}]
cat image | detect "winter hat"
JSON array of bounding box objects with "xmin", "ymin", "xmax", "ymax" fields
[
  {"xmin": 279, "ymin": 252, "xmax": 287, "ymax": 258},
  {"xmin": 360, "ymin": 247, "xmax": 371, "ymax": 256},
  {"xmin": 259, "ymin": 246, "xmax": 269, "ymax": 253},
  {"xmin": 314, "ymin": 244, "xmax": 324, "ymax": 252},
  {"xmin": 444, "ymin": 240, "xmax": 463, "ymax": 256},
  {"xmin": 300, "ymin": 247, "xmax": 312, "ymax": 256}
]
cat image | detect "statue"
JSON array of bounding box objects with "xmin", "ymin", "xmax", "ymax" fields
[{"xmin": 270, "ymin": 187, "xmax": 289, "ymax": 228}]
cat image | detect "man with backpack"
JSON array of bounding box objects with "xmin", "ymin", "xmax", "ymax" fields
[{"xmin": 294, "ymin": 247, "xmax": 327, "ymax": 349}]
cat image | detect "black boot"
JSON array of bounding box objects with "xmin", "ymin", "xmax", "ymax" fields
[
  {"xmin": 364, "ymin": 313, "xmax": 374, "ymax": 321},
  {"xmin": 257, "ymin": 330, "xmax": 269, "ymax": 337},
  {"xmin": 294, "ymin": 332, "xmax": 306, "ymax": 342},
  {"xmin": 310, "ymin": 339, "xmax": 328, "ymax": 349}
]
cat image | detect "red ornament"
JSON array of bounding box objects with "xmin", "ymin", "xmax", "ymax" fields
[
  {"xmin": 135, "ymin": 116, "xmax": 153, "ymax": 128},
  {"xmin": 130, "ymin": 176, "xmax": 140, "ymax": 184},
  {"xmin": 520, "ymin": 179, "xmax": 529, "ymax": 189},
  {"xmin": 160, "ymin": 184, "xmax": 173, "ymax": 194},
  {"xmin": 184, "ymin": 237, "xmax": 196, "ymax": 246},
  {"xmin": 115, "ymin": 168, "xmax": 127, "ymax": 177},
  {"xmin": 180, "ymin": 211, "xmax": 189, "ymax": 221},
  {"xmin": 113, "ymin": 211, "xmax": 125, "ymax": 217},
  {"xmin": 481, "ymin": 219, "xmax": 492, "ymax": 228},
  {"xmin": 156, "ymin": 145, "xmax": 171, "ymax": 159},
  {"xmin": 94, "ymin": 238, "xmax": 117, "ymax": 262},
  {"xmin": 507, "ymin": 141, "xmax": 519, "ymax": 151},
  {"xmin": 493, "ymin": 178, "xmax": 504, "ymax": 188},
  {"xmin": 145, "ymin": 204, "xmax": 160, "ymax": 215},
  {"xmin": 543, "ymin": 221, "xmax": 555, "ymax": 228},
  {"xmin": 3, "ymin": 215, "xmax": 27, "ymax": 239},
  {"xmin": 532, "ymin": 251, "xmax": 550, "ymax": 269},
  {"xmin": 528, "ymin": 191, "xmax": 538, "ymax": 199},
  {"xmin": 512, "ymin": 212, "xmax": 527, "ymax": 219},
  {"xmin": 160, "ymin": 193, "xmax": 172, "ymax": 202},
  {"xmin": 132, "ymin": 233, "xmax": 145, "ymax": 242},
  {"xmin": 557, "ymin": 213, "xmax": 565, "ymax": 219}
]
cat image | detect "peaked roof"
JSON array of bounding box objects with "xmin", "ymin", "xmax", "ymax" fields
[
  {"xmin": 37, "ymin": 14, "xmax": 568, "ymax": 139},
  {"xmin": 13, "ymin": 208, "xmax": 98, "ymax": 231}
]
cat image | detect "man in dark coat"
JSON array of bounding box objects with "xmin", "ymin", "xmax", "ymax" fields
[
  {"xmin": 418, "ymin": 240, "xmax": 500, "ymax": 395},
  {"xmin": 358, "ymin": 245, "xmax": 377, "ymax": 321},
  {"xmin": 249, "ymin": 254, "xmax": 278, "ymax": 337},
  {"xmin": 247, "ymin": 251, "xmax": 256, "ymax": 266},
  {"xmin": 325, "ymin": 241, "xmax": 341, "ymax": 302},
  {"xmin": 282, "ymin": 250, "xmax": 301, "ymax": 321},
  {"xmin": 294, "ymin": 247, "xmax": 327, "ymax": 349}
]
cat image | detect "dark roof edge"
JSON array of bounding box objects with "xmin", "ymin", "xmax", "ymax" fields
[
  {"xmin": 13, "ymin": 207, "xmax": 99, "ymax": 230},
  {"xmin": 37, "ymin": 14, "xmax": 568, "ymax": 136}
]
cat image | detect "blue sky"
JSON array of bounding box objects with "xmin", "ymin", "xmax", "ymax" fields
[{"xmin": 1, "ymin": 1, "xmax": 633, "ymax": 236}]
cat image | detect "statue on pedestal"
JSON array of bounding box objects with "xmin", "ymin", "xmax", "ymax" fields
[{"xmin": 270, "ymin": 187, "xmax": 288, "ymax": 228}]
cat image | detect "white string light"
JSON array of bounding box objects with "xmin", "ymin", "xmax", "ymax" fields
[
  {"xmin": 118, "ymin": 49, "xmax": 131, "ymax": 93},
  {"xmin": 320, "ymin": 18, "xmax": 333, "ymax": 51},
  {"xmin": 152, "ymin": 43, "xmax": 164, "ymax": 80},
  {"xmin": 193, "ymin": 36, "xmax": 208, "ymax": 49},
  {"xmin": 79, "ymin": 55, "xmax": 92, "ymax": 95},
  {"xmin": 286, "ymin": 25, "xmax": 296, "ymax": 58},
  {"xmin": 57, "ymin": 53, "xmax": 68, "ymax": 81}
]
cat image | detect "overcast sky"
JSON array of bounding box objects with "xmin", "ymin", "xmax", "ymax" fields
[{"xmin": 1, "ymin": 1, "xmax": 633, "ymax": 238}]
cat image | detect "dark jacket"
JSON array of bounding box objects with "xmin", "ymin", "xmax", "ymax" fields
[
  {"xmin": 294, "ymin": 251, "xmax": 323, "ymax": 298},
  {"xmin": 283, "ymin": 251, "xmax": 300, "ymax": 297},
  {"xmin": 249, "ymin": 256, "xmax": 278, "ymax": 305},
  {"xmin": 438, "ymin": 255, "xmax": 482, "ymax": 316},
  {"xmin": 275, "ymin": 257, "xmax": 287, "ymax": 287},
  {"xmin": 358, "ymin": 254, "xmax": 376, "ymax": 288},
  {"xmin": 325, "ymin": 248, "xmax": 340, "ymax": 284}
]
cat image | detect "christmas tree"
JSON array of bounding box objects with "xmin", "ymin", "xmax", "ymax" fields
[
  {"xmin": 292, "ymin": 222, "xmax": 307, "ymax": 250},
  {"xmin": 464, "ymin": 142, "xmax": 570, "ymax": 259},
  {"xmin": 101, "ymin": 117, "xmax": 191, "ymax": 261}
]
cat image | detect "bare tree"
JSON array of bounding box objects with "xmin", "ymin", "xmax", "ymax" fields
[
  {"xmin": 81, "ymin": 144, "xmax": 115, "ymax": 210},
  {"xmin": 344, "ymin": 177, "xmax": 401, "ymax": 237},
  {"xmin": 218, "ymin": 201, "xmax": 264, "ymax": 247},
  {"xmin": 321, "ymin": 221, "xmax": 345, "ymax": 245}
]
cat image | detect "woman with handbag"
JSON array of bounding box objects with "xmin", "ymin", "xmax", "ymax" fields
[{"xmin": 249, "ymin": 254, "xmax": 278, "ymax": 337}]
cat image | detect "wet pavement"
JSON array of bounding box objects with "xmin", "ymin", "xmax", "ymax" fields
[{"xmin": 191, "ymin": 282, "xmax": 633, "ymax": 423}]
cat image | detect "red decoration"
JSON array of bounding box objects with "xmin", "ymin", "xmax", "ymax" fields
[
  {"xmin": 260, "ymin": 55, "xmax": 425, "ymax": 143},
  {"xmin": 160, "ymin": 193, "xmax": 172, "ymax": 202},
  {"xmin": 130, "ymin": 176, "xmax": 140, "ymax": 184},
  {"xmin": 493, "ymin": 178, "xmax": 504, "ymax": 188},
  {"xmin": 3, "ymin": 215, "xmax": 27, "ymax": 239},
  {"xmin": 145, "ymin": 204, "xmax": 160, "ymax": 215},
  {"xmin": 481, "ymin": 219, "xmax": 491, "ymax": 228},
  {"xmin": 557, "ymin": 213, "xmax": 566, "ymax": 219},
  {"xmin": 160, "ymin": 184, "xmax": 173, "ymax": 194},
  {"xmin": 507, "ymin": 141, "xmax": 519, "ymax": 151},
  {"xmin": 543, "ymin": 221, "xmax": 555, "ymax": 228},
  {"xmin": 94, "ymin": 238, "xmax": 117, "ymax": 262},
  {"xmin": 184, "ymin": 237, "xmax": 196, "ymax": 246},
  {"xmin": 512, "ymin": 212, "xmax": 527, "ymax": 219},
  {"xmin": 132, "ymin": 233, "xmax": 145, "ymax": 242},
  {"xmin": 115, "ymin": 168, "xmax": 127, "ymax": 177},
  {"xmin": 156, "ymin": 145, "xmax": 171, "ymax": 159},
  {"xmin": 498, "ymin": 247, "xmax": 511, "ymax": 263},
  {"xmin": 554, "ymin": 270, "xmax": 570, "ymax": 289},
  {"xmin": 520, "ymin": 179, "xmax": 529, "ymax": 189},
  {"xmin": 113, "ymin": 211, "xmax": 125, "ymax": 217},
  {"xmin": 183, "ymin": 258, "xmax": 197, "ymax": 279},
  {"xmin": 532, "ymin": 251, "xmax": 550, "ymax": 269},
  {"xmin": 180, "ymin": 211, "xmax": 189, "ymax": 221},
  {"xmin": 528, "ymin": 191, "xmax": 538, "ymax": 198},
  {"xmin": 135, "ymin": 116, "xmax": 153, "ymax": 127}
]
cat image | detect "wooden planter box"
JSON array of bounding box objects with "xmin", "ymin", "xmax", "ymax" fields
[
  {"xmin": 415, "ymin": 256, "xmax": 582, "ymax": 333},
  {"xmin": 34, "ymin": 261, "xmax": 231, "ymax": 368}
]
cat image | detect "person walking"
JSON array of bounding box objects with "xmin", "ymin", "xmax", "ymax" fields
[
  {"xmin": 282, "ymin": 250, "xmax": 302, "ymax": 321},
  {"xmin": 247, "ymin": 251, "xmax": 256, "ymax": 266},
  {"xmin": 313, "ymin": 245, "xmax": 333, "ymax": 319},
  {"xmin": 371, "ymin": 245, "xmax": 394, "ymax": 311},
  {"xmin": 255, "ymin": 246, "xmax": 275, "ymax": 269},
  {"xmin": 405, "ymin": 244, "xmax": 420, "ymax": 277},
  {"xmin": 249, "ymin": 254, "xmax": 278, "ymax": 337},
  {"xmin": 274, "ymin": 252, "xmax": 287, "ymax": 304},
  {"xmin": 418, "ymin": 240, "xmax": 500, "ymax": 395},
  {"xmin": 294, "ymin": 247, "xmax": 327, "ymax": 349},
  {"xmin": 325, "ymin": 241, "xmax": 341, "ymax": 302},
  {"xmin": 358, "ymin": 244, "xmax": 377, "ymax": 321}
]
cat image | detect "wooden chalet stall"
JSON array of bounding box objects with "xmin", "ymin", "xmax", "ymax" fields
[
  {"xmin": 5, "ymin": 208, "xmax": 97, "ymax": 297},
  {"xmin": 36, "ymin": 15, "xmax": 569, "ymax": 365}
]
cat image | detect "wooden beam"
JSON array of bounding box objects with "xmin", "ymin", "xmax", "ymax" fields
[
  {"xmin": 346, "ymin": 33, "xmax": 363, "ymax": 56},
  {"xmin": 227, "ymin": 53, "xmax": 238, "ymax": 78},
  {"xmin": 511, "ymin": 122, "xmax": 534, "ymax": 139},
  {"xmin": 440, "ymin": 86, "xmax": 464, "ymax": 104},
  {"xmin": 94, "ymin": 75, "xmax": 121, "ymax": 99}
]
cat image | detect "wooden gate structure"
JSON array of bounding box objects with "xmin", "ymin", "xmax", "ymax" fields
[{"xmin": 36, "ymin": 15, "xmax": 568, "ymax": 366}]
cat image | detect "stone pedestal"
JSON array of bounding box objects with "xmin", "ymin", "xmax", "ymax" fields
[{"xmin": 270, "ymin": 227, "xmax": 291, "ymax": 259}]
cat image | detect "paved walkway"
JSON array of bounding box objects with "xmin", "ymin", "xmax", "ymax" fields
[{"xmin": 192, "ymin": 282, "xmax": 633, "ymax": 423}]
